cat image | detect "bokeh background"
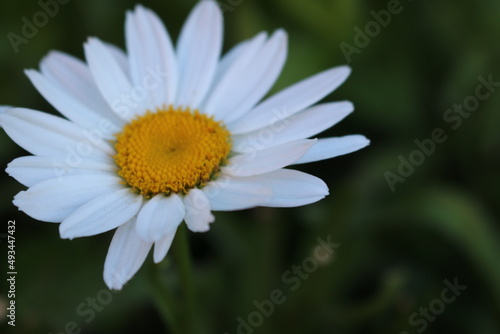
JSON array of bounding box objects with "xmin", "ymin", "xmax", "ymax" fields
[{"xmin": 1, "ymin": 0, "xmax": 499, "ymax": 333}]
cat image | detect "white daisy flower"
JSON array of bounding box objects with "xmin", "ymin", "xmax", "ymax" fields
[{"xmin": 0, "ymin": 1, "xmax": 369, "ymax": 290}]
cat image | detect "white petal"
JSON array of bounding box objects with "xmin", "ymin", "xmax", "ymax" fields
[
  {"xmin": 136, "ymin": 194, "xmax": 185, "ymax": 242},
  {"xmin": 223, "ymin": 139, "xmax": 316, "ymax": 177},
  {"xmin": 60, "ymin": 188, "xmax": 143, "ymax": 239},
  {"xmin": 40, "ymin": 51, "xmax": 111, "ymax": 106},
  {"xmin": 175, "ymin": 0, "xmax": 223, "ymax": 108},
  {"xmin": 202, "ymin": 174, "xmax": 272, "ymax": 211},
  {"xmin": 228, "ymin": 66, "xmax": 352, "ymax": 134},
  {"xmin": 6, "ymin": 156, "xmax": 116, "ymax": 187},
  {"xmin": 205, "ymin": 34, "xmax": 256, "ymax": 99},
  {"xmin": 183, "ymin": 188, "xmax": 214, "ymax": 232},
  {"xmin": 13, "ymin": 175, "xmax": 123, "ymax": 223},
  {"xmin": 216, "ymin": 30, "xmax": 288, "ymax": 123},
  {"xmin": 293, "ymin": 135, "xmax": 370, "ymax": 164},
  {"xmin": 232, "ymin": 101, "xmax": 353, "ymax": 152},
  {"xmin": 201, "ymin": 32, "xmax": 267, "ymax": 115},
  {"xmin": 36, "ymin": 51, "xmax": 124, "ymax": 134},
  {"xmin": 104, "ymin": 219, "xmax": 152, "ymax": 290},
  {"xmin": 0, "ymin": 106, "xmax": 14, "ymax": 115},
  {"xmin": 153, "ymin": 232, "xmax": 176, "ymax": 263},
  {"xmin": 104, "ymin": 42, "xmax": 129, "ymax": 76},
  {"xmin": 26, "ymin": 70, "xmax": 121, "ymax": 140},
  {"xmin": 239, "ymin": 169, "xmax": 329, "ymax": 207},
  {"xmin": 126, "ymin": 5, "xmax": 178, "ymax": 108},
  {"xmin": 203, "ymin": 31, "xmax": 282, "ymax": 120},
  {"xmin": 0, "ymin": 108, "xmax": 114, "ymax": 161},
  {"xmin": 84, "ymin": 37, "xmax": 143, "ymax": 121}
]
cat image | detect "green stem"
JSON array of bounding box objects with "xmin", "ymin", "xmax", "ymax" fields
[
  {"xmin": 172, "ymin": 224, "xmax": 199, "ymax": 334},
  {"xmin": 148, "ymin": 262, "xmax": 182, "ymax": 334}
]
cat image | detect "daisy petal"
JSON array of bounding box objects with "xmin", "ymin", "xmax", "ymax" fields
[
  {"xmin": 217, "ymin": 30, "xmax": 288, "ymax": 123},
  {"xmin": 232, "ymin": 101, "xmax": 353, "ymax": 152},
  {"xmin": 39, "ymin": 51, "xmax": 109, "ymax": 104},
  {"xmin": 223, "ymin": 139, "xmax": 316, "ymax": 177},
  {"xmin": 13, "ymin": 175, "xmax": 123, "ymax": 223},
  {"xmin": 183, "ymin": 188, "xmax": 214, "ymax": 232},
  {"xmin": 175, "ymin": 0, "xmax": 223, "ymax": 108},
  {"xmin": 60, "ymin": 188, "xmax": 143, "ymax": 239},
  {"xmin": 6, "ymin": 156, "xmax": 116, "ymax": 187},
  {"xmin": 84, "ymin": 37, "xmax": 142, "ymax": 121},
  {"xmin": 206, "ymin": 33, "xmax": 257, "ymax": 98},
  {"xmin": 153, "ymin": 232, "xmax": 176, "ymax": 263},
  {"xmin": 293, "ymin": 135, "xmax": 370, "ymax": 164},
  {"xmin": 25, "ymin": 70, "xmax": 120, "ymax": 140},
  {"xmin": 104, "ymin": 219, "xmax": 152, "ymax": 290},
  {"xmin": 104, "ymin": 42, "xmax": 129, "ymax": 76},
  {"xmin": 203, "ymin": 30, "xmax": 287, "ymax": 121},
  {"xmin": 0, "ymin": 108, "xmax": 114, "ymax": 161},
  {"xmin": 242, "ymin": 169, "xmax": 329, "ymax": 207},
  {"xmin": 136, "ymin": 194, "xmax": 185, "ymax": 242},
  {"xmin": 228, "ymin": 66, "xmax": 352, "ymax": 134},
  {"xmin": 202, "ymin": 174, "xmax": 273, "ymax": 211},
  {"xmin": 202, "ymin": 32, "xmax": 266, "ymax": 117},
  {"xmin": 36, "ymin": 51, "xmax": 124, "ymax": 133},
  {"xmin": 126, "ymin": 5, "xmax": 178, "ymax": 109},
  {"xmin": 0, "ymin": 106, "xmax": 14, "ymax": 115}
]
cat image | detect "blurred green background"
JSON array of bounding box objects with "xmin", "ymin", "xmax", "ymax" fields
[{"xmin": 1, "ymin": 0, "xmax": 499, "ymax": 333}]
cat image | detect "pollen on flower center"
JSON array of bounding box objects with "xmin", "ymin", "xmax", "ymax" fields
[{"xmin": 113, "ymin": 106, "xmax": 232, "ymax": 197}]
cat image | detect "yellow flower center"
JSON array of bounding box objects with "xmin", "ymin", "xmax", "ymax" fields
[{"xmin": 113, "ymin": 106, "xmax": 231, "ymax": 197}]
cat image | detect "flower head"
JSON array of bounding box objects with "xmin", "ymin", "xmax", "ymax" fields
[{"xmin": 0, "ymin": 1, "xmax": 369, "ymax": 290}]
